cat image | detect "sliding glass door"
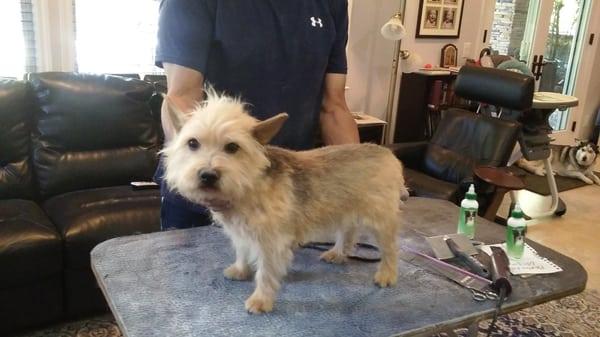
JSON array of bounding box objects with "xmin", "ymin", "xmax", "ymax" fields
[{"xmin": 487, "ymin": 0, "xmax": 590, "ymax": 143}]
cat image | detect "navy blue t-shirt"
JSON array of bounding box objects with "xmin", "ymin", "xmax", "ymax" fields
[{"xmin": 155, "ymin": 0, "xmax": 349, "ymax": 209}]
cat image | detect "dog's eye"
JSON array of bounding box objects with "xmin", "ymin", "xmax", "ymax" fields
[
  {"xmin": 187, "ymin": 138, "xmax": 200, "ymax": 151},
  {"xmin": 224, "ymin": 142, "xmax": 240, "ymax": 154}
]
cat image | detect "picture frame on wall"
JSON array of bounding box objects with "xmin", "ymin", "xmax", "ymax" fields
[
  {"xmin": 440, "ymin": 43, "xmax": 458, "ymax": 67},
  {"xmin": 416, "ymin": 0, "xmax": 465, "ymax": 38}
]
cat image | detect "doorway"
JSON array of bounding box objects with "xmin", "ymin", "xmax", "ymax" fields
[{"xmin": 486, "ymin": 0, "xmax": 591, "ymax": 143}]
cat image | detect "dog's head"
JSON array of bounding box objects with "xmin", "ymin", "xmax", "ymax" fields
[
  {"xmin": 161, "ymin": 88, "xmax": 288, "ymax": 210},
  {"xmin": 574, "ymin": 140, "xmax": 599, "ymax": 167}
]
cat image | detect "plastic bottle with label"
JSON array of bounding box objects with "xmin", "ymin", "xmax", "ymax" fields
[
  {"xmin": 506, "ymin": 203, "xmax": 527, "ymax": 259},
  {"xmin": 457, "ymin": 184, "xmax": 478, "ymax": 239}
]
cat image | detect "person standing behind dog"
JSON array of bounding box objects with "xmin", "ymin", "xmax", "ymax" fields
[{"xmin": 154, "ymin": 0, "xmax": 359, "ymax": 230}]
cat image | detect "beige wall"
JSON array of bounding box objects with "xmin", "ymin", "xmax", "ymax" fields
[{"xmin": 345, "ymin": 0, "xmax": 486, "ymax": 122}]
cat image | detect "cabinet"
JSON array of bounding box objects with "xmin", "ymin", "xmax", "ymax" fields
[
  {"xmin": 356, "ymin": 114, "xmax": 386, "ymax": 145},
  {"xmin": 393, "ymin": 72, "xmax": 457, "ymax": 143}
]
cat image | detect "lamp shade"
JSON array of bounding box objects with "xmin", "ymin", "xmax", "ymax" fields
[{"xmin": 380, "ymin": 16, "xmax": 406, "ymax": 40}]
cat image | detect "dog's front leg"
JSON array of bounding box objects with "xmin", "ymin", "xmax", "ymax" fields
[
  {"xmin": 565, "ymin": 171, "xmax": 594, "ymax": 184},
  {"xmin": 245, "ymin": 237, "xmax": 293, "ymax": 314},
  {"xmin": 587, "ymin": 172, "xmax": 600, "ymax": 185},
  {"xmin": 320, "ymin": 228, "xmax": 355, "ymax": 264},
  {"xmin": 224, "ymin": 238, "xmax": 252, "ymax": 281}
]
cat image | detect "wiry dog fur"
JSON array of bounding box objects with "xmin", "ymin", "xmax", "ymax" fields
[
  {"xmin": 161, "ymin": 89, "xmax": 409, "ymax": 314},
  {"xmin": 516, "ymin": 141, "xmax": 600, "ymax": 185}
]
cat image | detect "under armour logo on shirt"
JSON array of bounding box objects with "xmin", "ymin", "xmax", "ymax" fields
[{"xmin": 310, "ymin": 17, "xmax": 323, "ymax": 28}]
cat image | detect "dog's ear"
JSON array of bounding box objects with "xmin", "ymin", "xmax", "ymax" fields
[
  {"xmin": 253, "ymin": 113, "xmax": 289, "ymax": 145},
  {"xmin": 162, "ymin": 95, "xmax": 192, "ymax": 134}
]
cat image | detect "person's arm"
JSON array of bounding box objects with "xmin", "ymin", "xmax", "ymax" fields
[
  {"xmin": 319, "ymin": 0, "xmax": 358, "ymax": 145},
  {"xmin": 155, "ymin": 0, "xmax": 215, "ymax": 141},
  {"xmin": 320, "ymin": 73, "xmax": 359, "ymax": 145},
  {"xmin": 162, "ymin": 63, "xmax": 205, "ymax": 141}
]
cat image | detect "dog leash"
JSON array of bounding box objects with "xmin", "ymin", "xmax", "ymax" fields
[{"xmin": 301, "ymin": 242, "xmax": 381, "ymax": 263}]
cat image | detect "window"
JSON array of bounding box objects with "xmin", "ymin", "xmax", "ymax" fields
[
  {"xmin": 0, "ymin": 1, "xmax": 27, "ymax": 78},
  {"xmin": 74, "ymin": 0, "xmax": 162, "ymax": 75}
]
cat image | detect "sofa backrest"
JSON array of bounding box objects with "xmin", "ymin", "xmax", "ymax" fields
[
  {"xmin": 0, "ymin": 79, "xmax": 35, "ymax": 199},
  {"xmin": 29, "ymin": 72, "xmax": 159, "ymax": 199}
]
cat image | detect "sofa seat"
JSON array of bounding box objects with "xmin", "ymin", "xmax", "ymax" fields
[
  {"xmin": 0, "ymin": 199, "xmax": 62, "ymax": 286},
  {"xmin": 404, "ymin": 168, "xmax": 460, "ymax": 203},
  {"xmin": 0, "ymin": 199, "xmax": 63, "ymax": 333},
  {"xmin": 42, "ymin": 185, "xmax": 160, "ymax": 316},
  {"xmin": 43, "ymin": 185, "xmax": 161, "ymax": 270}
]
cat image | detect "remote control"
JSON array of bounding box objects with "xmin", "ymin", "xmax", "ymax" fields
[{"xmin": 130, "ymin": 181, "xmax": 159, "ymax": 190}]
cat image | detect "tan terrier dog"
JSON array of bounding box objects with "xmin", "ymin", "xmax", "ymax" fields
[{"xmin": 162, "ymin": 89, "xmax": 409, "ymax": 314}]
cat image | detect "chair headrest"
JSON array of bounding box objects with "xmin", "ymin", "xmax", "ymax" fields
[{"xmin": 454, "ymin": 66, "xmax": 534, "ymax": 110}]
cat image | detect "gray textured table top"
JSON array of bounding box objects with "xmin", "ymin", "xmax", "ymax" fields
[{"xmin": 91, "ymin": 197, "xmax": 587, "ymax": 337}]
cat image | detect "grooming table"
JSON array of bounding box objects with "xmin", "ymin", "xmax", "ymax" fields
[{"xmin": 91, "ymin": 198, "xmax": 586, "ymax": 337}]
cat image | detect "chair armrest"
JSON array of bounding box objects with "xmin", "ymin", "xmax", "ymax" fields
[{"xmin": 386, "ymin": 142, "xmax": 428, "ymax": 169}]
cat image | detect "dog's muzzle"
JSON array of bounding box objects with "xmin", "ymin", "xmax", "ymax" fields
[{"xmin": 198, "ymin": 169, "xmax": 220, "ymax": 188}]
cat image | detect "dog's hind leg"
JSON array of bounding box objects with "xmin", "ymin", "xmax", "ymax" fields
[
  {"xmin": 320, "ymin": 226, "xmax": 356, "ymax": 264},
  {"xmin": 370, "ymin": 215, "xmax": 398, "ymax": 287},
  {"xmin": 245, "ymin": 235, "xmax": 293, "ymax": 314}
]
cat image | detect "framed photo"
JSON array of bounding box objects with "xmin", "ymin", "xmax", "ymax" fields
[
  {"xmin": 440, "ymin": 44, "xmax": 458, "ymax": 68},
  {"xmin": 416, "ymin": 0, "xmax": 465, "ymax": 38}
]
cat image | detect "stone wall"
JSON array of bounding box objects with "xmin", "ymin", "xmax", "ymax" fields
[{"xmin": 490, "ymin": 0, "xmax": 530, "ymax": 59}]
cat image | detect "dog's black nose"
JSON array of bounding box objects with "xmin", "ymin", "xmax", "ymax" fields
[
  {"xmin": 583, "ymin": 156, "xmax": 587, "ymax": 162},
  {"xmin": 198, "ymin": 169, "xmax": 220, "ymax": 187}
]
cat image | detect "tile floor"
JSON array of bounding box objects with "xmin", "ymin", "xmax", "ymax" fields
[{"xmin": 498, "ymin": 178, "xmax": 600, "ymax": 291}]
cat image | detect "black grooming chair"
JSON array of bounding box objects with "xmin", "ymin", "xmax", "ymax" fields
[{"xmin": 391, "ymin": 66, "xmax": 534, "ymax": 219}]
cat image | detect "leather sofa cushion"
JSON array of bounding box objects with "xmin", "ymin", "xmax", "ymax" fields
[
  {"xmin": 0, "ymin": 79, "xmax": 35, "ymax": 199},
  {"xmin": 424, "ymin": 108, "xmax": 520, "ymax": 184},
  {"xmin": 29, "ymin": 72, "xmax": 160, "ymax": 199},
  {"xmin": 404, "ymin": 168, "xmax": 460, "ymax": 203},
  {"xmin": 0, "ymin": 199, "xmax": 62, "ymax": 288},
  {"xmin": 43, "ymin": 186, "xmax": 160, "ymax": 269}
]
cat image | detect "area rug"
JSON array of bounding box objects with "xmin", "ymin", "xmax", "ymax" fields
[
  {"xmin": 14, "ymin": 290, "xmax": 600, "ymax": 337},
  {"xmin": 508, "ymin": 166, "xmax": 597, "ymax": 196}
]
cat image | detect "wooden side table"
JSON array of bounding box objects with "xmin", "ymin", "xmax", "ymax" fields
[{"xmin": 474, "ymin": 166, "xmax": 525, "ymax": 222}]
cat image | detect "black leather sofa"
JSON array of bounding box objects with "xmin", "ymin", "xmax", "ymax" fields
[{"xmin": 0, "ymin": 73, "xmax": 162, "ymax": 334}]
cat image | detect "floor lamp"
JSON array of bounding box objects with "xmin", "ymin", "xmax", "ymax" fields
[{"xmin": 380, "ymin": 5, "xmax": 422, "ymax": 144}]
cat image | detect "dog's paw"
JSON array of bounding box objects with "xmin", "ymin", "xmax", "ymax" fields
[
  {"xmin": 374, "ymin": 270, "xmax": 397, "ymax": 288},
  {"xmin": 223, "ymin": 264, "xmax": 251, "ymax": 281},
  {"xmin": 245, "ymin": 294, "xmax": 273, "ymax": 314},
  {"xmin": 583, "ymin": 177, "xmax": 594, "ymax": 184},
  {"xmin": 320, "ymin": 249, "xmax": 347, "ymax": 264},
  {"xmin": 534, "ymin": 168, "xmax": 546, "ymax": 176}
]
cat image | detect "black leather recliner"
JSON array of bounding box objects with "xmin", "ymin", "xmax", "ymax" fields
[
  {"xmin": 392, "ymin": 66, "xmax": 533, "ymax": 210},
  {"xmin": 0, "ymin": 73, "xmax": 163, "ymax": 334}
]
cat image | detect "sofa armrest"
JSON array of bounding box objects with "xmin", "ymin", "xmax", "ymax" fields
[{"xmin": 386, "ymin": 142, "xmax": 428, "ymax": 169}]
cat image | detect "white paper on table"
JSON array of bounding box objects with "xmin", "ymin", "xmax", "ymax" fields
[{"xmin": 480, "ymin": 243, "xmax": 563, "ymax": 275}]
